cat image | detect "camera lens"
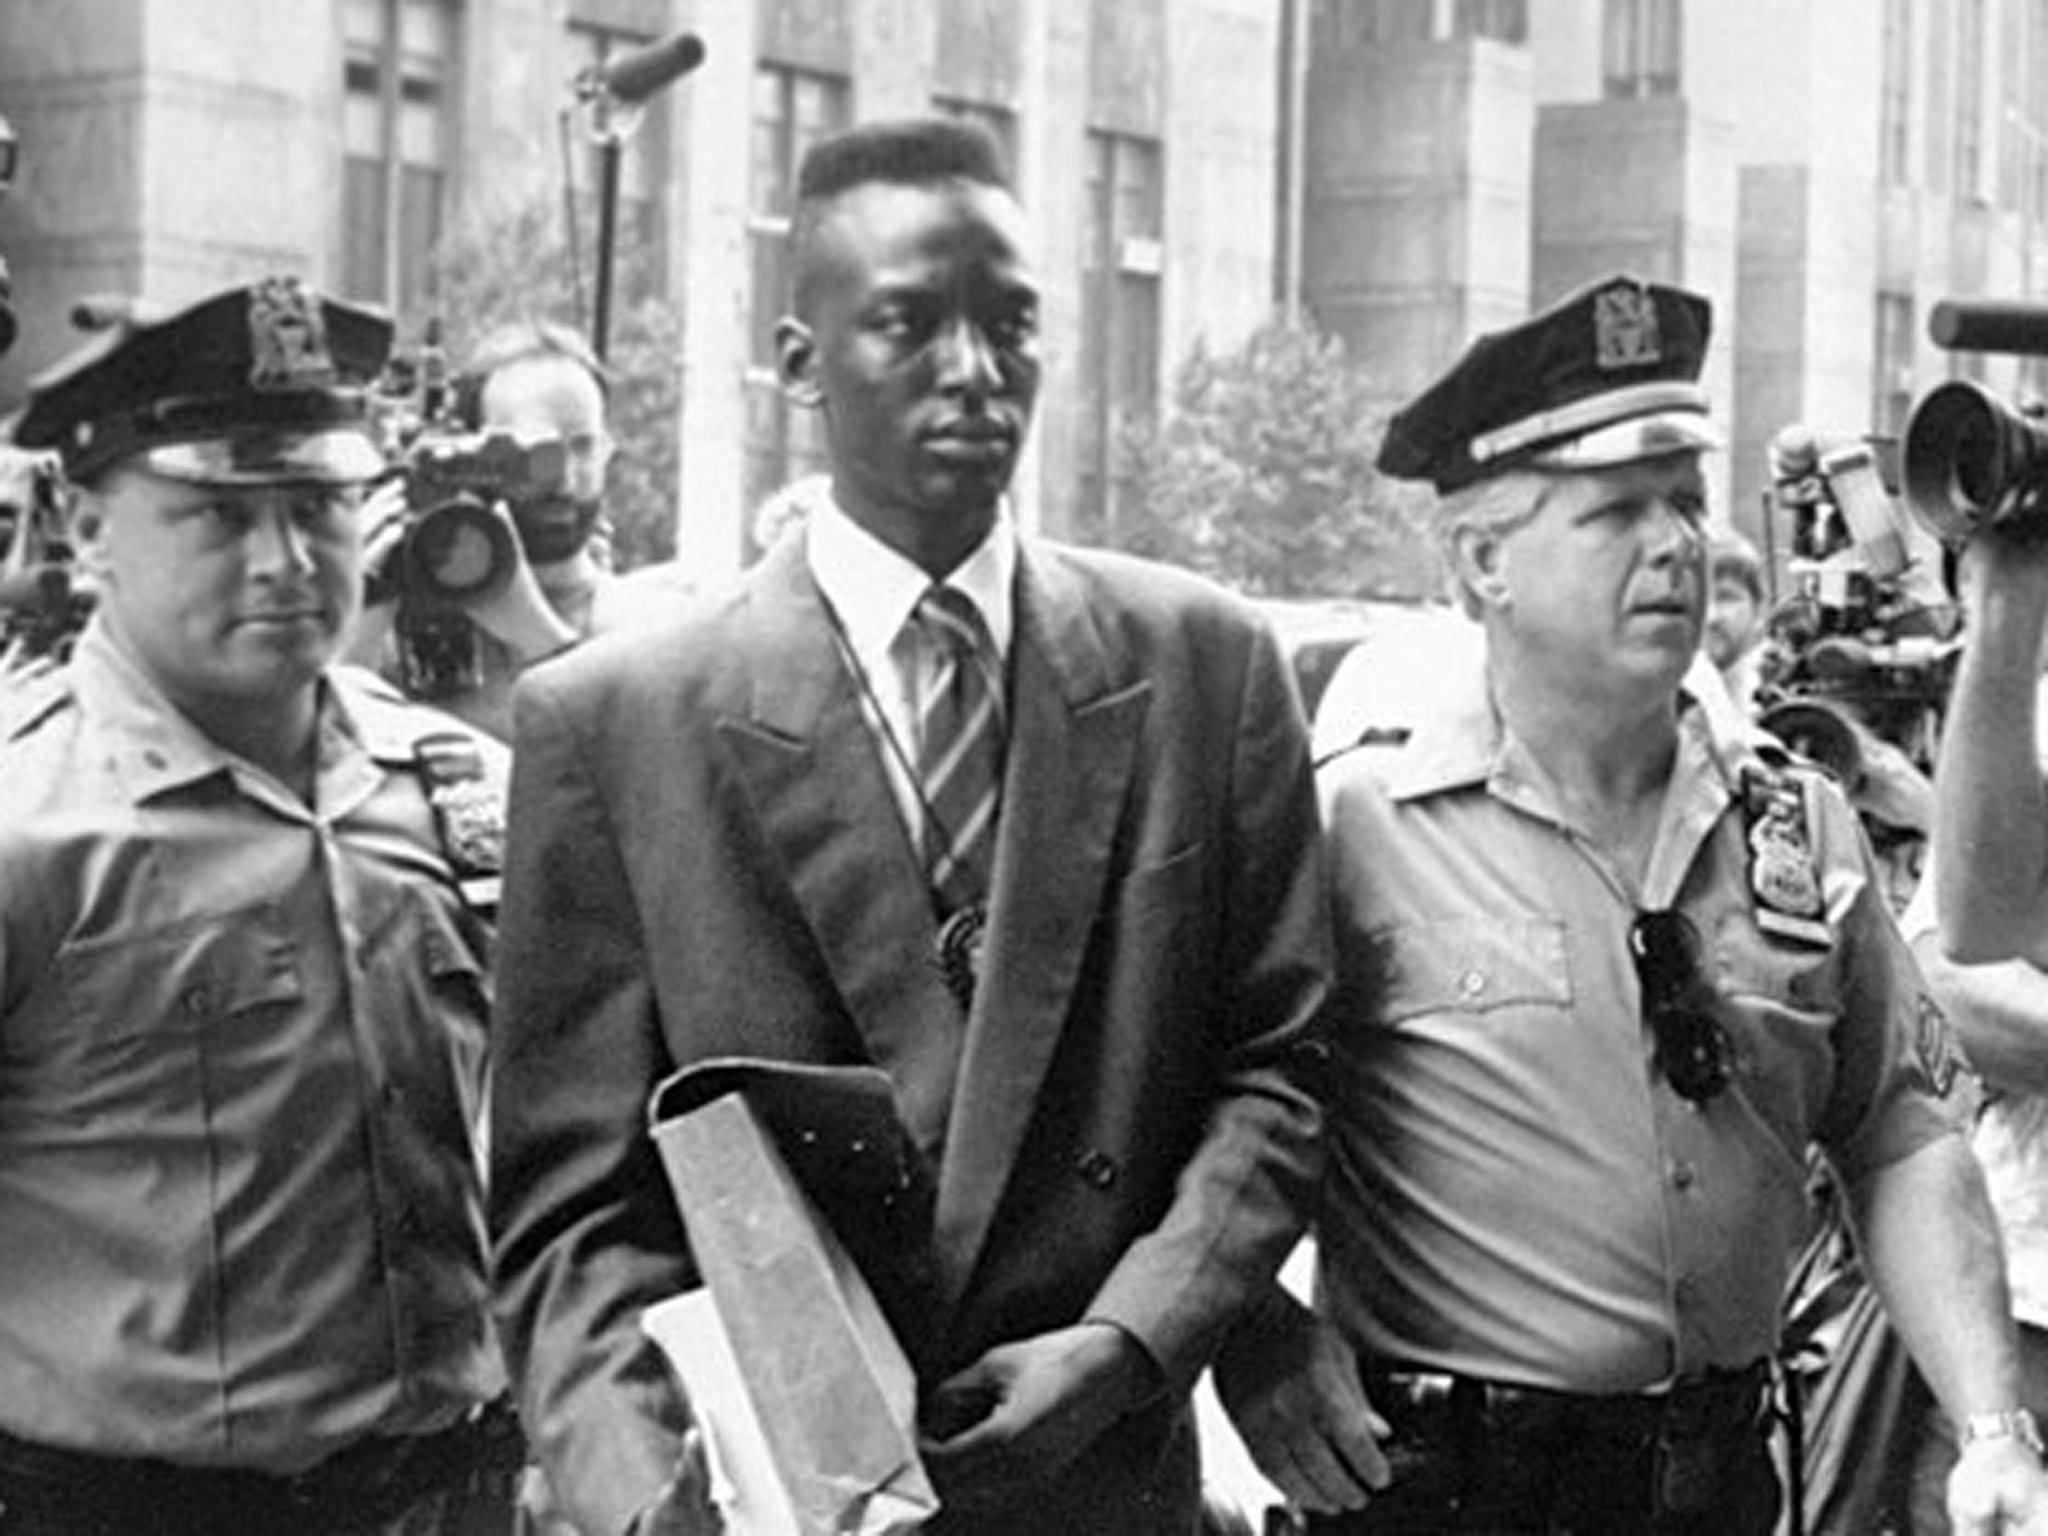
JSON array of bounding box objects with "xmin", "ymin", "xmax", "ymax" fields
[{"xmin": 405, "ymin": 497, "xmax": 517, "ymax": 602}]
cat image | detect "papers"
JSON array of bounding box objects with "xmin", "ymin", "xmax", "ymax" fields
[{"xmin": 644, "ymin": 1077, "xmax": 939, "ymax": 1535}]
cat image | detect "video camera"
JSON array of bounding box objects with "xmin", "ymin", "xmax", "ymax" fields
[
  {"xmin": 1753, "ymin": 425, "xmax": 1957, "ymax": 875},
  {"xmin": 1901, "ymin": 299, "xmax": 2048, "ymax": 544},
  {"xmin": 0, "ymin": 446, "xmax": 91, "ymax": 665},
  {"xmin": 387, "ymin": 430, "xmax": 568, "ymax": 608},
  {"xmin": 368, "ymin": 323, "xmax": 570, "ymax": 699}
]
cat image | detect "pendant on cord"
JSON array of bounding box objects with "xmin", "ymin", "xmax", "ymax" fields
[{"xmin": 936, "ymin": 901, "xmax": 989, "ymax": 1012}]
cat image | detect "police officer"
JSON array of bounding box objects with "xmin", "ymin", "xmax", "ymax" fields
[
  {"xmin": 0, "ymin": 276, "xmax": 518, "ymax": 1534},
  {"xmin": 1213, "ymin": 275, "xmax": 2048, "ymax": 1534}
]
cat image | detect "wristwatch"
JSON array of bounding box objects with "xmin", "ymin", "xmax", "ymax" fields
[{"xmin": 1961, "ymin": 1408, "xmax": 2046, "ymax": 1458}]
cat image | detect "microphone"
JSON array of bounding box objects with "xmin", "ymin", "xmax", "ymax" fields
[
  {"xmin": 1928, "ymin": 298, "xmax": 2048, "ymax": 355},
  {"xmin": 578, "ymin": 31, "xmax": 705, "ymax": 105}
]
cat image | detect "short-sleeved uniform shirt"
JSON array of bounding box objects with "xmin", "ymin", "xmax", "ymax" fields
[
  {"xmin": 1316, "ymin": 658, "xmax": 1965, "ymax": 1393},
  {"xmin": 0, "ymin": 621, "xmax": 507, "ymax": 1472},
  {"xmin": 1899, "ymin": 677, "xmax": 2048, "ymax": 1336}
]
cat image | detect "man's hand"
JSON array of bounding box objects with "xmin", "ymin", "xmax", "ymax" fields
[
  {"xmin": 918, "ymin": 1321, "xmax": 1158, "ymax": 1508},
  {"xmin": 340, "ymin": 478, "xmax": 410, "ymax": 669},
  {"xmin": 1949, "ymin": 1433, "xmax": 2048, "ymax": 1534},
  {"xmin": 459, "ymin": 502, "xmax": 579, "ymax": 660},
  {"xmin": 1212, "ymin": 1301, "xmax": 1389, "ymax": 1514},
  {"xmin": 352, "ymin": 480, "xmax": 577, "ymax": 664}
]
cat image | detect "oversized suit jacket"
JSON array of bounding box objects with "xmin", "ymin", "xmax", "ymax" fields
[{"xmin": 490, "ymin": 530, "xmax": 1330, "ymax": 1536}]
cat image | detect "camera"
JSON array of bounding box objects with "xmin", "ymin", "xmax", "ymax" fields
[
  {"xmin": 371, "ymin": 429, "xmax": 569, "ymax": 702},
  {"xmin": 1902, "ymin": 380, "xmax": 2048, "ymax": 544},
  {"xmin": 1753, "ymin": 425, "xmax": 1956, "ymax": 904},
  {"xmin": 1900, "ymin": 297, "xmax": 2048, "ymax": 544},
  {"xmin": 392, "ymin": 430, "xmax": 569, "ymax": 605},
  {"xmin": 0, "ymin": 447, "xmax": 92, "ymax": 665}
]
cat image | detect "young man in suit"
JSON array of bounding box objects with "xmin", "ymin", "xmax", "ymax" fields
[{"xmin": 489, "ymin": 117, "xmax": 1331, "ymax": 1536}]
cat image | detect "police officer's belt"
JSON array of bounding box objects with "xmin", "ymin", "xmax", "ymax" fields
[
  {"xmin": 1363, "ymin": 1358, "xmax": 1775, "ymax": 1518},
  {"xmin": 1367, "ymin": 1358, "xmax": 1771, "ymax": 1440}
]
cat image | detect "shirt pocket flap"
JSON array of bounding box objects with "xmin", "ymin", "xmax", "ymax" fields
[
  {"xmin": 1378, "ymin": 916, "xmax": 1572, "ymax": 1025},
  {"xmin": 57, "ymin": 910, "xmax": 302, "ymax": 1044}
]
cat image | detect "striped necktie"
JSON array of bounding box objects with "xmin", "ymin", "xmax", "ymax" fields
[{"xmin": 912, "ymin": 584, "xmax": 1005, "ymax": 918}]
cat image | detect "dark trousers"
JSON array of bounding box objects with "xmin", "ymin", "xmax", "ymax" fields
[
  {"xmin": 0, "ymin": 1402, "xmax": 523, "ymax": 1536},
  {"xmin": 1303, "ymin": 1365, "xmax": 1782, "ymax": 1536}
]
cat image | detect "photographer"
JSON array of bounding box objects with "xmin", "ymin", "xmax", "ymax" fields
[
  {"xmin": 1901, "ymin": 494, "xmax": 2048, "ymax": 1532},
  {"xmin": 348, "ymin": 320, "xmax": 686, "ymax": 739}
]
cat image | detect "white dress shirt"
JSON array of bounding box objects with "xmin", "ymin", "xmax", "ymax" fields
[{"xmin": 805, "ymin": 491, "xmax": 1015, "ymax": 852}]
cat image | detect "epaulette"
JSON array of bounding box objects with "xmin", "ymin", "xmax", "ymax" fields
[{"xmin": 1314, "ymin": 726, "xmax": 1412, "ymax": 774}]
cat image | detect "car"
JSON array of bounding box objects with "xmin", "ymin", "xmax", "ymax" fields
[{"xmin": 1253, "ymin": 596, "xmax": 1481, "ymax": 762}]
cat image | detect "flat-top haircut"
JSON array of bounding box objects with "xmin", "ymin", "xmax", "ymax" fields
[
  {"xmin": 788, "ymin": 118, "xmax": 1015, "ymax": 318},
  {"xmin": 795, "ymin": 116, "xmax": 1010, "ymax": 206}
]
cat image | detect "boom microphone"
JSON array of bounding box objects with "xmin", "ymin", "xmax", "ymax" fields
[
  {"xmin": 1928, "ymin": 299, "xmax": 2048, "ymax": 355},
  {"xmin": 578, "ymin": 31, "xmax": 705, "ymax": 105}
]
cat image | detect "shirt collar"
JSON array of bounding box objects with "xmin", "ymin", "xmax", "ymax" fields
[
  {"xmin": 806, "ymin": 487, "xmax": 1016, "ymax": 662},
  {"xmin": 66, "ymin": 618, "xmax": 374, "ymax": 813},
  {"xmin": 1379, "ymin": 645, "xmax": 1761, "ymax": 805}
]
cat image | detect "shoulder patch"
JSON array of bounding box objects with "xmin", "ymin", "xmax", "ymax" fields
[
  {"xmin": 1913, "ymin": 993, "xmax": 1965, "ymax": 1100},
  {"xmin": 412, "ymin": 729, "xmax": 506, "ymax": 912}
]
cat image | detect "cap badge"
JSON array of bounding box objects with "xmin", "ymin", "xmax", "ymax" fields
[
  {"xmin": 247, "ymin": 276, "xmax": 336, "ymax": 392},
  {"xmin": 1594, "ymin": 282, "xmax": 1663, "ymax": 371}
]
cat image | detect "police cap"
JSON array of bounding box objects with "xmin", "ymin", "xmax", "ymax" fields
[
  {"xmin": 13, "ymin": 276, "xmax": 391, "ymax": 487},
  {"xmin": 1378, "ymin": 273, "xmax": 1719, "ymax": 494}
]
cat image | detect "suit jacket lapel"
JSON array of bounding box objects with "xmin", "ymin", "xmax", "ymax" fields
[
  {"xmin": 714, "ymin": 534, "xmax": 964, "ymax": 1158},
  {"xmin": 934, "ymin": 544, "xmax": 1151, "ymax": 1299}
]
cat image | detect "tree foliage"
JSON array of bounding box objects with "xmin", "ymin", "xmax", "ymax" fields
[
  {"xmin": 419, "ymin": 196, "xmax": 682, "ymax": 571},
  {"xmin": 1109, "ymin": 313, "xmax": 1442, "ymax": 600}
]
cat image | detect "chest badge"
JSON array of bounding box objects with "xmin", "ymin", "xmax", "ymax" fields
[{"xmin": 1741, "ymin": 766, "xmax": 1832, "ymax": 948}]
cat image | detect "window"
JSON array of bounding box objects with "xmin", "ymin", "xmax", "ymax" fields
[
  {"xmin": 1956, "ymin": 0, "xmax": 1986, "ymax": 199},
  {"xmin": 1879, "ymin": 0, "xmax": 1912, "ymax": 187},
  {"xmin": 342, "ymin": 0, "xmax": 456, "ymax": 318},
  {"xmin": 1452, "ymin": 0, "xmax": 1528, "ymax": 43},
  {"xmin": 742, "ymin": 64, "xmax": 851, "ymax": 525},
  {"xmin": 1602, "ymin": 0, "xmax": 1682, "ymax": 100},
  {"xmin": 1873, "ymin": 292, "xmax": 1916, "ymax": 438},
  {"xmin": 1311, "ymin": 0, "xmax": 1432, "ymax": 51},
  {"xmin": 564, "ymin": 20, "xmax": 672, "ymax": 297},
  {"xmin": 1078, "ymin": 131, "xmax": 1163, "ymax": 535},
  {"xmin": 2028, "ymin": 0, "xmax": 2048, "ymax": 220}
]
